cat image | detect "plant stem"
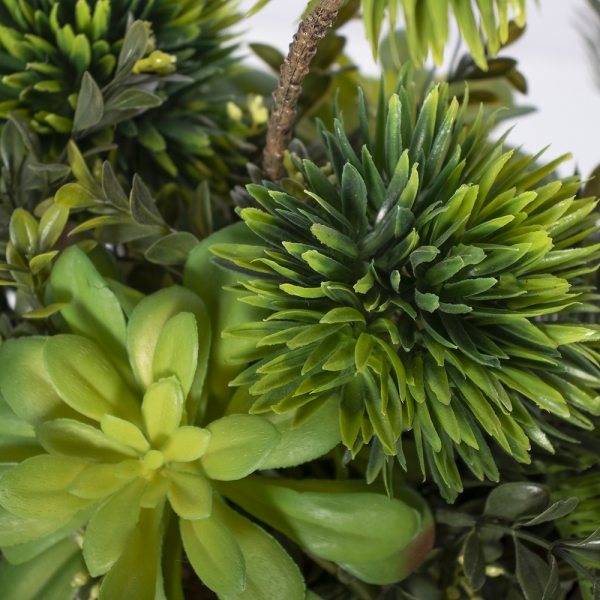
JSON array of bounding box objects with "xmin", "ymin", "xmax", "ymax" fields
[
  {"xmin": 484, "ymin": 523, "xmax": 599, "ymax": 585},
  {"xmin": 263, "ymin": 0, "xmax": 344, "ymax": 183}
]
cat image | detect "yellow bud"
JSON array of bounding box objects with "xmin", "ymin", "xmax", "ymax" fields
[
  {"xmin": 248, "ymin": 95, "xmax": 268, "ymax": 125},
  {"xmin": 71, "ymin": 571, "xmax": 89, "ymax": 587},
  {"xmin": 227, "ymin": 101, "xmax": 243, "ymax": 122},
  {"xmin": 485, "ymin": 565, "xmax": 505, "ymax": 577}
]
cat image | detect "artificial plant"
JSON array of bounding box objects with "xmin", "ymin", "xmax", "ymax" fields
[
  {"xmin": 0, "ymin": 0, "xmax": 599, "ymax": 598},
  {"xmin": 0, "ymin": 0, "xmax": 244, "ymax": 186}
]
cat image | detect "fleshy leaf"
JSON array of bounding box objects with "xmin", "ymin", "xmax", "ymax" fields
[
  {"xmin": 37, "ymin": 419, "xmax": 137, "ymax": 463},
  {"xmin": 0, "ymin": 337, "xmax": 80, "ymax": 426},
  {"xmin": 127, "ymin": 286, "xmax": 210, "ymax": 423},
  {"xmin": 164, "ymin": 468, "xmax": 212, "ymax": 520},
  {"xmin": 213, "ymin": 498, "xmax": 305, "ymax": 600},
  {"xmin": 51, "ymin": 246, "xmax": 133, "ymax": 388},
  {"xmin": 0, "ymin": 538, "xmax": 86, "ymax": 600},
  {"xmin": 227, "ymin": 387, "xmax": 341, "ymax": 470},
  {"xmin": 180, "ymin": 516, "xmax": 245, "ymax": 595},
  {"xmin": 215, "ymin": 477, "xmax": 423, "ymax": 565},
  {"xmin": 69, "ymin": 463, "xmax": 128, "ymax": 500},
  {"xmin": 142, "ymin": 377, "xmax": 184, "ymax": 447},
  {"xmin": 183, "ymin": 222, "xmax": 269, "ymax": 417},
  {"xmin": 0, "ymin": 455, "xmax": 92, "ymax": 519},
  {"xmin": 98, "ymin": 506, "xmax": 162, "ymax": 600},
  {"xmin": 161, "ymin": 426, "xmax": 210, "ymax": 463},
  {"xmin": 83, "ymin": 479, "xmax": 147, "ymax": 576},
  {"xmin": 152, "ymin": 312, "xmax": 199, "ymax": 399},
  {"xmin": 201, "ymin": 415, "xmax": 281, "ymax": 481},
  {"xmin": 44, "ymin": 335, "xmax": 141, "ymax": 425}
]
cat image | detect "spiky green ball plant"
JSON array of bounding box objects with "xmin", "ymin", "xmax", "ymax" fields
[
  {"xmin": 0, "ymin": 0, "xmax": 240, "ymax": 182},
  {"xmin": 212, "ymin": 78, "xmax": 600, "ymax": 501}
]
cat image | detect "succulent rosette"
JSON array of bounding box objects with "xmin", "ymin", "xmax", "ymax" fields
[
  {"xmin": 211, "ymin": 77, "xmax": 600, "ymax": 501},
  {"xmin": 0, "ymin": 244, "xmax": 434, "ymax": 598}
]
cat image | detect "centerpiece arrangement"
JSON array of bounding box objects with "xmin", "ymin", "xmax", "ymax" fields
[{"xmin": 0, "ymin": 1, "xmax": 599, "ymax": 599}]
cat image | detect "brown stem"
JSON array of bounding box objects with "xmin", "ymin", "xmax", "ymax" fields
[{"xmin": 263, "ymin": 0, "xmax": 344, "ymax": 183}]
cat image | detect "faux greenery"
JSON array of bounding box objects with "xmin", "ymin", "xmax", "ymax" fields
[
  {"xmin": 215, "ymin": 73, "xmax": 600, "ymax": 502},
  {"xmin": 0, "ymin": 0, "xmax": 243, "ymax": 185},
  {"xmin": 247, "ymin": 0, "xmax": 527, "ymax": 68},
  {"xmin": 0, "ymin": 0, "xmax": 599, "ymax": 598}
]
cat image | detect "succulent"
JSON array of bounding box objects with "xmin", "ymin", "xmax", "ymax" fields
[
  {"xmin": 0, "ymin": 244, "xmax": 434, "ymax": 598},
  {"xmin": 212, "ymin": 77, "xmax": 600, "ymax": 502},
  {"xmin": 0, "ymin": 0, "xmax": 241, "ymax": 184}
]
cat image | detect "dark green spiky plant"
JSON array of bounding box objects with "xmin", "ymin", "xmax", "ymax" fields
[
  {"xmin": 0, "ymin": 0, "xmax": 241, "ymax": 184},
  {"xmin": 213, "ymin": 74, "xmax": 600, "ymax": 502}
]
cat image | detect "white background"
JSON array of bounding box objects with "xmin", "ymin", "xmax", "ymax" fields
[{"xmin": 235, "ymin": 0, "xmax": 600, "ymax": 178}]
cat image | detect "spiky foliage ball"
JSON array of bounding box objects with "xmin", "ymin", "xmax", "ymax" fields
[
  {"xmin": 213, "ymin": 78, "xmax": 600, "ymax": 501},
  {"xmin": 0, "ymin": 0, "xmax": 240, "ymax": 183}
]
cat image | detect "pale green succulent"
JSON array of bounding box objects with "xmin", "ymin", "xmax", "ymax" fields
[{"xmin": 0, "ymin": 243, "xmax": 435, "ymax": 599}]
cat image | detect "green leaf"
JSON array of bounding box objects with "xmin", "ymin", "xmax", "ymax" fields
[
  {"xmin": 98, "ymin": 505, "xmax": 161, "ymax": 600},
  {"xmin": 130, "ymin": 175, "xmax": 164, "ymax": 227},
  {"xmin": 51, "ymin": 246, "xmax": 132, "ymax": 386},
  {"xmin": 1, "ymin": 505, "xmax": 94, "ymax": 564},
  {"xmin": 215, "ymin": 477, "xmax": 422, "ymax": 565},
  {"xmin": 141, "ymin": 377, "xmax": 184, "ymax": 447},
  {"xmin": 164, "ymin": 469, "xmax": 212, "ymax": 520},
  {"xmin": 152, "ymin": 312, "xmax": 199, "ymax": 399},
  {"xmin": 127, "ymin": 286, "xmax": 210, "ymax": 421},
  {"xmin": 0, "ymin": 538, "xmax": 85, "ymax": 600},
  {"xmin": 73, "ymin": 72, "xmax": 103, "ymax": 131},
  {"xmin": 83, "ymin": 479, "xmax": 146, "ymax": 576},
  {"xmin": 310, "ymin": 224, "xmax": 358, "ymax": 259},
  {"xmin": 212, "ymin": 498, "xmax": 305, "ymax": 600},
  {"xmin": 515, "ymin": 539, "xmax": 552, "ymax": 600},
  {"xmin": 415, "ymin": 290, "xmax": 439, "ymax": 312},
  {"xmin": 145, "ymin": 232, "xmax": 199, "ymax": 265},
  {"xmin": 522, "ymin": 498, "xmax": 579, "ymax": 526},
  {"xmin": 228, "ymin": 387, "xmax": 341, "ymax": 470},
  {"xmin": 0, "ymin": 455, "xmax": 91, "ymax": 519},
  {"xmin": 246, "ymin": 0, "xmax": 274, "ymax": 17},
  {"xmin": 9, "ymin": 208, "xmax": 38, "ymax": 258},
  {"xmin": 44, "ymin": 335, "xmax": 141, "ymax": 424},
  {"xmin": 161, "ymin": 426, "xmax": 210, "ymax": 463},
  {"xmin": 0, "ymin": 337, "xmax": 80, "ymax": 426},
  {"xmin": 249, "ymin": 43, "xmax": 284, "ymax": 72},
  {"xmin": 484, "ymin": 483, "xmax": 550, "ymax": 520},
  {"xmin": 29, "ymin": 251, "xmax": 58, "ymax": 275},
  {"xmin": 0, "ymin": 505, "xmax": 71, "ymax": 547},
  {"xmin": 180, "ymin": 516, "xmax": 245, "ymax": 595},
  {"xmin": 184, "ymin": 223, "xmax": 269, "ymax": 413},
  {"xmin": 201, "ymin": 415, "xmax": 281, "ymax": 481},
  {"xmin": 37, "ymin": 418, "xmax": 137, "ymax": 463},
  {"xmin": 116, "ymin": 20, "xmax": 148, "ymax": 74},
  {"xmin": 463, "ymin": 529, "xmax": 486, "ymax": 591},
  {"xmin": 106, "ymin": 89, "xmax": 161, "ymax": 111},
  {"xmin": 37, "ymin": 204, "xmax": 68, "ymax": 253},
  {"xmin": 542, "ymin": 556, "xmax": 561, "ymax": 600}
]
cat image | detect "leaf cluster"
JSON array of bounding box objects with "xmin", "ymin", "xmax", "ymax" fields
[{"xmin": 214, "ymin": 72, "xmax": 600, "ymax": 502}]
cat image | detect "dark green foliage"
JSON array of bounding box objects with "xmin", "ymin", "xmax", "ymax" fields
[
  {"xmin": 214, "ymin": 73, "xmax": 600, "ymax": 502},
  {"xmin": 0, "ymin": 0, "xmax": 242, "ymax": 186}
]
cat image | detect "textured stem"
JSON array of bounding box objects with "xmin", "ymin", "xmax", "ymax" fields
[{"xmin": 263, "ymin": 0, "xmax": 344, "ymax": 183}]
